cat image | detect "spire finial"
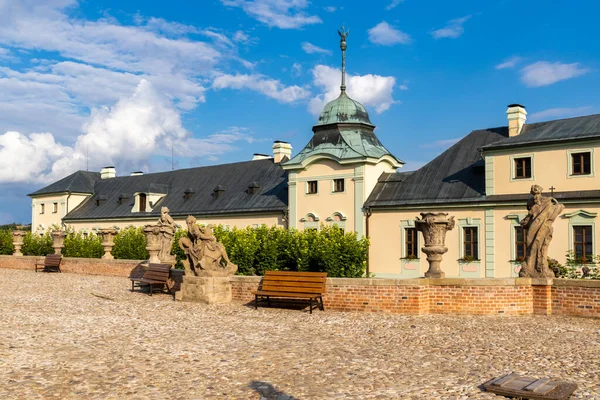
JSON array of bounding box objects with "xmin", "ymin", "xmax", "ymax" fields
[{"xmin": 337, "ymin": 25, "xmax": 349, "ymax": 93}]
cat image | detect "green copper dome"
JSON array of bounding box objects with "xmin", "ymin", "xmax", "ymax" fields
[{"xmin": 316, "ymin": 91, "xmax": 372, "ymax": 126}]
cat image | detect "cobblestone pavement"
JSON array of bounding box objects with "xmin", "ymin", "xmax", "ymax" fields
[{"xmin": 1, "ymin": 268, "xmax": 599, "ymax": 400}]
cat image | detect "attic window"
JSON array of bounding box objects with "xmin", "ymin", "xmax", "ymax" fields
[
  {"xmin": 184, "ymin": 188, "xmax": 196, "ymax": 200},
  {"xmin": 118, "ymin": 193, "xmax": 130, "ymax": 205},
  {"xmin": 247, "ymin": 182, "xmax": 260, "ymax": 195},
  {"xmin": 139, "ymin": 193, "xmax": 147, "ymax": 212},
  {"xmin": 213, "ymin": 185, "xmax": 226, "ymax": 199},
  {"xmin": 96, "ymin": 196, "xmax": 107, "ymax": 206}
]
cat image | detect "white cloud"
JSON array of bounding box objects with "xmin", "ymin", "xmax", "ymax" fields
[
  {"xmin": 309, "ymin": 65, "xmax": 397, "ymax": 115},
  {"xmin": 0, "ymin": 80, "xmax": 256, "ymax": 184},
  {"xmin": 233, "ymin": 30, "xmax": 254, "ymax": 44},
  {"xmin": 212, "ymin": 73, "xmax": 310, "ymax": 103},
  {"xmin": 368, "ymin": 21, "xmax": 412, "ymax": 46},
  {"xmin": 431, "ymin": 15, "xmax": 471, "ymax": 39},
  {"xmin": 420, "ymin": 138, "xmax": 460, "ymax": 149},
  {"xmin": 324, "ymin": 6, "xmax": 337, "ymax": 12},
  {"xmin": 220, "ymin": 0, "xmax": 322, "ymax": 29},
  {"xmin": 385, "ymin": 0, "xmax": 404, "ymax": 10},
  {"xmin": 291, "ymin": 63, "xmax": 302, "ymax": 76},
  {"xmin": 528, "ymin": 106, "xmax": 594, "ymax": 122},
  {"xmin": 402, "ymin": 160, "xmax": 426, "ymax": 172},
  {"xmin": 301, "ymin": 42, "xmax": 331, "ymax": 55},
  {"xmin": 520, "ymin": 61, "xmax": 590, "ymax": 87},
  {"xmin": 495, "ymin": 56, "xmax": 523, "ymax": 70}
]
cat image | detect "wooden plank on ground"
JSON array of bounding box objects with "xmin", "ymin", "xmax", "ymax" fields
[{"xmin": 483, "ymin": 373, "xmax": 577, "ymax": 400}]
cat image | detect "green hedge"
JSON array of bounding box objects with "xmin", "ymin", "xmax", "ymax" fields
[
  {"xmin": 1, "ymin": 225, "xmax": 369, "ymax": 278},
  {"xmin": 0, "ymin": 229, "xmax": 14, "ymax": 255}
]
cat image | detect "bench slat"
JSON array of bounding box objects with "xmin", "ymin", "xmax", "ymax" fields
[
  {"xmin": 261, "ymin": 285, "xmax": 324, "ymax": 294},
  {"xmin": 262, "ymin": 275, "xmax": 326, "ymax": 283},
  {"xmin": 253, "ymin": 291, "xmax": 321, "ymax": 298},
  {"xmin": 262, "ymin": 280, "xmax": 325, "ymax": 288},
  {"xmin": 264, "ymin": 271, "xmax": 327, "ymax": 277}
]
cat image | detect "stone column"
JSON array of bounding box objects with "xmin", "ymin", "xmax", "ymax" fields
[
  {"xmin": 143, "ymin": 225, "xmax": 161, "ymax": 264},
  {"xmin": 50, "ymin": 230, "xmax": 67, "ymax": 255},
  {"xmin": 415, "ymin": 212, "xmax": 455, "ymax": 279},
  {"xmin": 99, "ymin": 228, "xmax": 118, "ymax": 260},
  {"xmin": 12, "ymin": 230, "xmax": 26, "ymax": 256}
]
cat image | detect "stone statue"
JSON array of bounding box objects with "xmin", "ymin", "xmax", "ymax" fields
[
  {"xmin": 178, "ymin": 215, "xmax": 237, "ymax": 277},
  {"xmin": 519, "ymin": 185, "xmax": 564, "ymax": 278},
  {"xmin": 415, "ymin": 212, "xmax": 455, "ymax": 278},
  {"xmin": 156, "ymin": 207, "xmax": 176, "ymax": 263}
]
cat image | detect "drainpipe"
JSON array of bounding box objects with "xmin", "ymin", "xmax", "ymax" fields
[
  {"xmin": 282, "ymin": 208, "xmax": 289, "ymax": 230},
  {"xmin": 65, "ymin": 191, "xmax": 71, "ymax": 225},
  {"xmin": 364, "ymin": 207, "xmax": 373, "ymax": 277}
]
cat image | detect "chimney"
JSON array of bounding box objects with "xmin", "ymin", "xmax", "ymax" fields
[
  {"xmin": 506, "ymin": 104, "xmax": 527, "ymax": 137},
  {"xmin": 100, "ymin": 166, "xmax": 116, "ymax": 179},
  {"xmin": 272, "ymin": 141, "xmax": 292, "ymax": 163},
  {"xmin": 252, "ymin": 153, "xmax": 272, "ymax": 161},
  {"xmin": 130, "ymin": 171, "xmax": 144, "ymax": 176}
]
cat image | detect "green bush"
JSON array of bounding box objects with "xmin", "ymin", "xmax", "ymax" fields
[
  {"xmin": 63, "ymin": 231, "xmax": 103, "ymax": 258},
  {"xmin": 554, "ymin": 251, "xmax": 600, "ymax": 280},
  {"xmin": 112, "ymin": 227, "xmax": 149, "ymax": 260},
  {"xmin": 21, "ymin": 232, "xmax": 53, "ymax": 256},
  {"xmin": 0, "ymin": 229, "xmax": 14, "ymax": 255}
]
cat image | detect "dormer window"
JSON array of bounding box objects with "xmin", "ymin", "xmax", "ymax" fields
[
  {"xmin": 118, "ymin": 193, "xmax": 130, "ymax": 205},
  {"xmin": 96, "ymin": 196, "xmax": 107, "ymax": 206},
  {"xmin": 213, "ymin": 185, "xmax": 226, "ymax": 199},
  {"xmin": 247, "ymin": 182, "xmax": 260, "ymax": 195},
  {"xmin": 139, "ymin": 193, "xmax": 147, "ymax": 212},
  {"xmin": 184, "ymin": 188, "xmax": 195, "ymax": 200}
]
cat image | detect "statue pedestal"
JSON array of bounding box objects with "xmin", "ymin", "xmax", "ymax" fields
[{"xmin": 175, "ymin": 276, "xmax": 232, "ymax": 304}]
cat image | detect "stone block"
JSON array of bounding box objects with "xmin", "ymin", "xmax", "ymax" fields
[{"xmin": 177, "ymin": 276, "xmax": 232, "ymax": 304}]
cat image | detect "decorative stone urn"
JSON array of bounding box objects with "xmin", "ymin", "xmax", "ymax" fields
[
  {"xmin": 143, "ymin": 225, "xmax": 162, "ymax": 264},
  {"xmin": 12, "ymin": 230, "xmax": 26, "ymax": 256},
  {"xmin": 98, "ymin": 228, "xmax": 118, "ymax": 260},
  {"xmin": 50, "ymin": 230, "xmax": 67, "ymax": 255},
  {"xmin": 415, "ymin": 212, "xmax": 455, "ymax": 279}
]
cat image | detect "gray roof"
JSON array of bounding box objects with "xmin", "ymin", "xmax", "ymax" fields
[
  {"xmin": 365, "ymin": 127, "xmax": 508, "ymax": 207},
  {"xmin": 64, "ymin": 159, "xmax": 288, "ymax": 221},
  {"xmin": 482, "ymin": 113, "xmax": 600, "ymax": 151},
  {"xmin": 285, "ymin": 124, "xmax": 403, "ymax": 166},
  {"xmin": 29, "ymin": 171, "xmax": 100, "ymax": 196}
]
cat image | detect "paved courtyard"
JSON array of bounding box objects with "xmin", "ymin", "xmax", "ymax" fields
[{"xmin": 0, "ymin": 268, "xmax": 599, "ymax": 399}]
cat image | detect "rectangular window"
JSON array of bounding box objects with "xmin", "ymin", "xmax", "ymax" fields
[
  {"xmin": 307, "ymin": 180, "xmax": 318, "ymax": 194},
  {"xmin": 40, "ymin": 204, "xmax": 45, "ymax": 214},
  {"xmin": 52, "ymin": 202, "xmax": 58, "ymax": 213},
  {"xmin": 333, "ymin": 178, "xmax": 344, "ymax": 193},
  {"xmin": 514, "ymin": 157, "xmax": 532, "ymax": 179},
  {"xmin": 573, "ymin": 225, "xmax": 593, "ymax": 261},
  {"xmin": 82, "ymin": 232, "xmax": 88, "ymax": 239},
  {"xmin": 572, "ymin": 152, "xmax": 591, "ymax": 175},
  {"xmin": 405, "ymin": 228, "xmax": 418, "ymax": 258},
  {"xmin": 515, "ymin": 226, "xmax": 527, "ymax": 261},
  {"xmin": 463, "ymin": 227, "xmax": 479, "ymax": 260},
  {"xmin": 139, "ymin": 193, "xmax": 147, "ymax": 212}
]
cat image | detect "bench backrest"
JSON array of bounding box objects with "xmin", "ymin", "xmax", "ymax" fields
[
  {"xmin": 143, "ymin": 263, "xmax": 171, "ymax": 282},
  {"xmin": 261, "ymin": 271, "xmax": 327, "ymax": 294},
  {"xmin": 44, "ymin": 254, "xmax": 62, "ymax": 267}
]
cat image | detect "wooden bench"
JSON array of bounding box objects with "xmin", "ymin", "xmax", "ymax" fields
[
  {"xmin": 35, "ymin": 254, "xmax": 62, "ymax": 273},
  {"xmin": 253, "ymin": 271, "xmax": 327, "ymax": 313},
  {"xmin": 130, "ymin": 263, "xmax": 171, "ymax": 296}
]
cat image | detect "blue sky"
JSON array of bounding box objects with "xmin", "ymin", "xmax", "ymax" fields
[{"xmin": 1, "ymin": 0, "xmax": 599, "ymax": 224}]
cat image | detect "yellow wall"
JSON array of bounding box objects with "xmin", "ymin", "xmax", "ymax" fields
[
  {"xmin": 31, "ymin": 193, "xmax": 90, "ymax": 233},
  {"xmin": 490, "ymin": 142, "xmax": 600, "ymax": 195},
  {"xmin": 369, "ymin": 203, "xmax": 600, "ymax": 279},
  {"xmin": 64, "ymin": 213, "xmax": 284, "ymax": 233},
  {"xmin": 292, "ymin": 159, "xmax": 357, "ymax": 232}
]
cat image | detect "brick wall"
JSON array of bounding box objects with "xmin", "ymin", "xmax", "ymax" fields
[
  {"xmin": 0, "ymin": 255, "xmax": 140, "ymax": 277},
  {"xmin": 551, "ymin": 280, "xmax": 600, "ymax": 318},
  {"xmin": 2, "ymin": 255, "xmax": 599, "ymax": 318}
]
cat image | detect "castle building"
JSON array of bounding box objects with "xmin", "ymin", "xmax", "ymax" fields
[{"xmin": 29, "ymin": 33, "xmax": 600, "ymax": 278}]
